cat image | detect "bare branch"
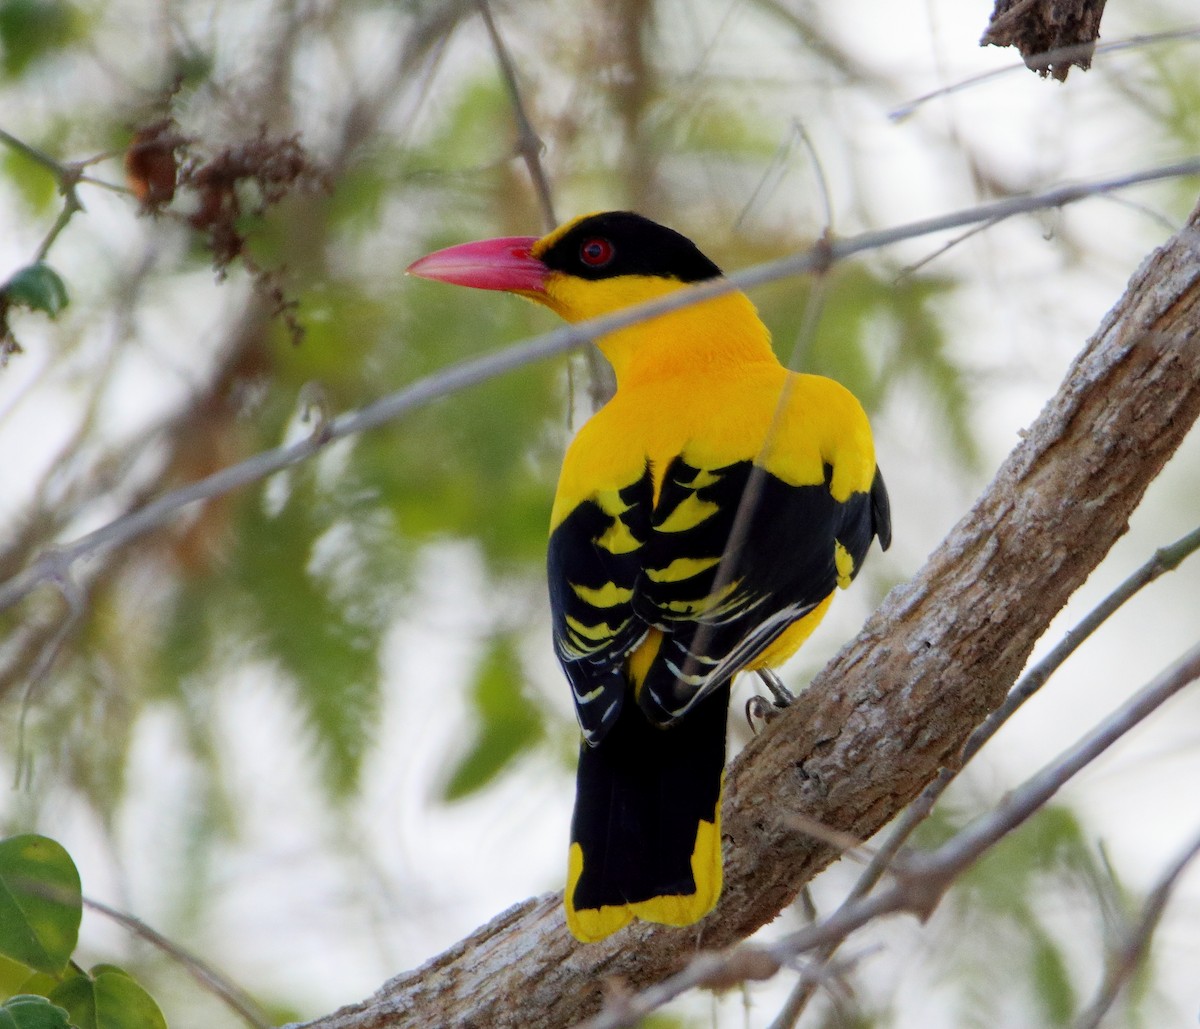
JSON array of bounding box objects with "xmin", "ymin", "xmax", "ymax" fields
[
  {"xmin": 0, "ymin": 127, "xmax": 88, "ymax": 261},
  {"xmin": 892, "ymin": 25, "xmax": 1200, "ymax": 120},
  {"xmin": 287, "ymin": 183, "xmax": 1200, "ymax": 1029},
  {"xmin": 964, "ymin": 523, "xmax": 1200, "ymax": 765},
  {"xmin": 82, "ymin": 895, "xmax": 272, "ymax": 1029},
  {"xmin": 477, "ymin": 0, "xmax": 557, "ymax": 231},
  {"xmin": 1072, "ymin": 825, "xmax": 1200, "ymax": 1029},
  {"xmin": 4, "ymin": 157, "xmax": 1199, "ymax": 618},
  {"xmin": 763, "ymin": 522, "xmax": 1200, "ymax": 1024},
  {"xmin": 584, "ymin": 641, "xmax": 1200, "ymax": 1028}
]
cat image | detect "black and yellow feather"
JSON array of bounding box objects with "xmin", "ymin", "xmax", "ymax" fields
[
  {"xmin": 408, "ymin": 211, "xmax": 890, "ymax": 943},
  {"xmin": 532, "ymin": 213, "xmax": 890, "ymax": 941}
]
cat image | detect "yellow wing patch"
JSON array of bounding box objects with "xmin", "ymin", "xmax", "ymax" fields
[
  {"xmin": 662, "ymin": 576, "xmax": 743, "ymax": 618},
  {"xmin": 570, "ymin": 581, "xmax": 635, "ymax": 608},
  {"xmin": 596, "ymin": 518, "xmax": 640, "ymax": 554},
  {"xmin": 644, "ymin": 555, "xmax": 722, "ymax": 583},
  {"xmin": 656, "ymin": 493, "xmax": 719, "ymax": 533},
  {"xmin": 565, "ymin": 614, "xmax": 630, "ymax": 643},
  {"xmin": 674, "ymin": 467, "xmax": 722, "ymax": 491},
  {"xmin": 834, "ymin": 540, "xmax": 855, "ymax": 589},
  {"xmin": 627, "ymin": 628, "xmax": 664, "ymax": 698}
]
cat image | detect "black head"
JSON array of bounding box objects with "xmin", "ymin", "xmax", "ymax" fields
[{"xmin": 535, "ymin": 212, "xmax": 723, "ymax": 284}]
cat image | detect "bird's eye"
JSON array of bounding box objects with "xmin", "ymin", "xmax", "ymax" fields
[{"xmin": 579, "ymin": 237, "xmax": 614, "ymax": 268}]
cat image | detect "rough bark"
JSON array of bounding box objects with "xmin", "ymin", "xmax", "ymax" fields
[
  {"xmin": 981, "ymin": 0, "xmax": 1107, "ymax": 80},
  {"xmin": 293, "ymin": 200, "xmax": 1200, "ymax": 1028}
]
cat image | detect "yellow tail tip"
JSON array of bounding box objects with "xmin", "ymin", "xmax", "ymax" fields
[{"xmin": 564, "ymin": 820, "xmax": 723, "ymax": 942}]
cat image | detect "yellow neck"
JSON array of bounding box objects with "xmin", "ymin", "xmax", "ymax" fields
[{"xmin": 537, "ymin": 273, "xmax": 777, "ymax": 389}]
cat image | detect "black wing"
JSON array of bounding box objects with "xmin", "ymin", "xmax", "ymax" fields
[
  {"xmin": 547, "ymin": 468, "xmax": 654, "ymax": 745},
  {"xmin": 632, "ymin": 456, "xmax": 886, "ymax": 725}
]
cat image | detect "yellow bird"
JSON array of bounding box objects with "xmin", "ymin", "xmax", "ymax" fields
[{"xmin": 408, "ymin": 212, "xmax": 891, "ymax": 942}]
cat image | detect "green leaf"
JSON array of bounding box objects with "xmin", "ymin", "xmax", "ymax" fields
[
  {"xmin": 0, "ymin": 955, "xmax": 58, "ymax": 1003},
  {"xmin": 48, "ymin": 966, "xmax": 166, "ymax": 1029},
  {"xmin": 442, "ymin": 634, "xmax": 544, "ymax": 800},
  {"xmin": 0, "ymin": 956, "xmax": 32, "ymax": 1000},
  {"xmin": 2, "ymin": 265, "xmax": 69, "ymax": 317},
  {"xmin": 0, "ymin": 836, "xmax": 81, "ymax": 976},
  {"xmin": 0, "ymin": 995, "xmax": 72, "ymax": 1029}
]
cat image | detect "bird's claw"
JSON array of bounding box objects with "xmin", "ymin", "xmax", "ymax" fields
[
  {"xmin": 756, "ymin": 668, "xmax": 794, "ymax": 708},
  {"xmin": 745, "ymin": 670, "xmax": 794, "ymax": 733},
  {"xmin": 745, "ymin": 695, "xmax": 776, "ymax": 732}
]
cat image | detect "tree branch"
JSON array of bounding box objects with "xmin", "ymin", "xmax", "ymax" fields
[
  {"xmin": 285, "ymin": 190, "xmax": 1200, "ymax": 1027},
  {"xmin": 3, "ymin": 158, "xmax": 1199, "ymax": 617},
  {"xmin": 760, "ymin": 521, "xmax": 1200, "ymax": 1027},
  {"xmin": 477, "ymin": 0, "xmax": 557, "ymax": 232},
  {"xmin": 82, "ymin": 895, "xmax": 272, "ymax": 1029},
  {"xmin": 586, "ymin": 639, "xmax": 1200, "ymax": 1028},
  {"xmin": 1071, "ymin": 824, "xmax": 1200, "ymax": 1029}
]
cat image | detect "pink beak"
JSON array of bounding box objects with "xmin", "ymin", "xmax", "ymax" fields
[{"xmin": 406, "ymin": 235, "xmax": 547, "ymax": 294}]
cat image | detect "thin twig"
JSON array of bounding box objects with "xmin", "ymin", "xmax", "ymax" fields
[
  {"xmin": 962, "ymin": 523, "xmax": 1200, "ymax": 764},
  {"xmin": 891, "ymin": 25, "xmax": 1200, "ymax": 121},
  {"xmin": 82, "ymin": 895, "xmax": 273, "ymax": 1029},
  {"xmin": 34, "ymin": 179, "xmax": 85, "ymax": 261},
  {"xmin": 474, "ymin": 0, "xmax": 616, "ymax": 417},
  {"xmin": 2, "ymin": 157, "xmax": 1199, "ymax": 616},
  {"xmin": 0, "ymin": 127, "xmax": 89, "ymax": 261},
  {"xmin": 1071, "ymin": 825, "xmax": 1200, "ymax": 1029},
  {"xmin": 477, "ymin": 0, "xmax": 557, "ymax": 232},
  {"xmin": 895, "ymin": 215, "xmax": 1004, "ymax": 279},
  {"xmin": 583, "ymin": 641, "xmax": 1200, "ymax": 1029},
  {"xmin": 771, "ymin": 522, "xmax": 1200, "ymax": 1025},
  {"xmin": 0, "ymin": 126, "xmax": 70, "ymax": 176},
  {"xmin": 734, "ymin": 119, "xmax": 832, "ymax": 233},
  {"xmin": 13, "ymin": 571, "xmax": 85, "ymax": 789}
]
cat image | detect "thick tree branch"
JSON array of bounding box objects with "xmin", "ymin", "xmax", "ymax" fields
[
  {"xmin": 586, "ymin": 640, "xmax": 1200, "ymax": 1029},
  {"xmin": 291, "ymin": 196, "xmax": 1200, "ymax": 1028},
  {"xmin": 755, "ymin": 522, "xmax": 1200, "ymax": 1028}
]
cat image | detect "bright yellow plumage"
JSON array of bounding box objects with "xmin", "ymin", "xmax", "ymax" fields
[{"xmin": 407, "ymin": 211, "xmax": 891, "ymax": 944}]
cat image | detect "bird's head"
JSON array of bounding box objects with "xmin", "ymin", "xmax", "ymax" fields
[{"xmin": 406, "ymin": 211, "xmax": 723, "ymax": 324}]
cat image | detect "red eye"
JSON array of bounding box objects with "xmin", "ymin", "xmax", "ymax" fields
[{"xmin": 579, "ymin": 237, "xmax": 614, "ymax": 267}]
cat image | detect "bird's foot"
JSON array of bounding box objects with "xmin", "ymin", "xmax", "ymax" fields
[
  {"xmin": 756, "ymin": 668, "xmax": 794, "ymax": 708},
  {"xmin": 745, "ymin": 670, "xmax": 794, "ymax": 733},
  {"xmin": 744, "ymin": 695, "xmax": 777, "ymax": 732}
]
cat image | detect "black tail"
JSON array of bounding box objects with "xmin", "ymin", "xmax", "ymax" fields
[{"xmin": 564, "ymin": 682, "xmax": 730, "ymax": 941}]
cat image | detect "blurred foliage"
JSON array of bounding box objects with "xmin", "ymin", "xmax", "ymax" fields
[
  {"xmin": 913, "ymin": 802, "xmax": 1154, "ymax": 1029},
  {"xmin": 0, "ymin": 0, "xmax": 82, "ymax": 77},
  {"xmin": 0, "ymin": 146, "xmax": 56, "ymax": 215},
  {"xmin": 441, "ymin": 633, "xmax": 545, "ymax": 801},
  {"xmin": 0, "ymin": 0, "xmax": 1196, "ymax": 1025}
]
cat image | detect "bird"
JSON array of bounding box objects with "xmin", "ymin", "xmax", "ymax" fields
[{"xmin": 407, "ymin": 211, "xmax": 891, "ymax": 942}]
